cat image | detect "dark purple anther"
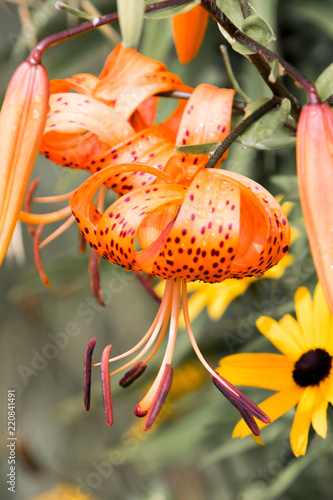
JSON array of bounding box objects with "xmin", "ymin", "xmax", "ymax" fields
[
  {"xmin": 119, "ymin": 362, "xmax": 147, "ymax": 388},
  {"xmin": 211, "ymin": 372, "xmax": 270, "ymax": 434},
  {"xmin": 84, "ymin": 337, "xmax": 97, "ymax": 411}
]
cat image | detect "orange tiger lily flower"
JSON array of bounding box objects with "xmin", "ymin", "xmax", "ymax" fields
[
  {"xmin": 172, "ymin": 5, "xmax": 209, "ymax": 64},
  {"xmin": 296, "ymin": 102, "xmax": 333, "ymax": 312},
  {"xmin": 41, "ymin": 83, "xmax": 234, "ymax": 195},
  {"xmin": 0, "ymin": 60, "xmax": 49, "ymax": 265},
  {"xmin": 22, "ymin": 79, "xmax": 234, "ymax": 290},
  {"xmin": 72, "ymin": 157, "xmax": 290, "ymax": 433}
]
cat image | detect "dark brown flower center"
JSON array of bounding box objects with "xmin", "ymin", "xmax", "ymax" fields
[{"xmin": 292, "ymin": 348, "xmax": 332, "ymax": 387}]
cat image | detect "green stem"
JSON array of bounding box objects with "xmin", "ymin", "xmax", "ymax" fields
[
  {"xmin": 220, "ymin": 45, "xmax": 251, "ymax": 103},
  {"xmin": 205, "ymin": 96, "xmax": 281, "ymax": 168},
  {"xmin": 247, "ymin": 53, "xmax": 301, "ymax": 120}
]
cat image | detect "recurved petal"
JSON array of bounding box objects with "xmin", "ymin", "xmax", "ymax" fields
[
  {"xmin": 40, "ymin": 131, "xmax": 110, "ymax": 169},
  {"xmin": 176, "ymin": 84, "xmax": 235, "ymax": 162},
  {"xmin": 214, "ymin": 169, "xmax": 290, "ymax": 277},
  {"xmin": 44, "ymin": 93, "xmax": 134, "ymax": 143},
  {"xmin": 69, "ymin": 163, "xmax": 183, "ymax": 271},
  {"xmin": 93, "ymin": 43, "xmax": 191, "ymax": 118},
  {"xmin": 290, "ymin": 386, "xmax": 316, "ymax": 456},
  {"xmin": 152, "ymin": 168, "xmax": 242, "ymax": 282},
  {"xmin": 232, "ymin": 387, "xmax": 302, "ymax": 438},
  {"xmin": 218, "ymin": 353, "xmax": 294, "ymax": 391},
  {"xmin": 86, "ymin": 124, "xmax": 177, "ymax": 193},
  {"xmin": 256, "ymin": 316, "xmax": 303, "ymax": 360}
]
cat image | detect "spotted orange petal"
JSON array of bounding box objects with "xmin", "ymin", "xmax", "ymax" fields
[
  {"xmin": 176, "ymin": 84, "xmax": 235, "ymax": 163},
  {"xmin": 93, "ymin": 43, "xmax": 192, "ymax": 119},
  {"xmin": 71, "ymin": 163, "xmax": 290, "ymax": 283}
]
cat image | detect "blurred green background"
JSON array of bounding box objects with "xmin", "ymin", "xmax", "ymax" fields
[{"xmin": 1, "ymin": 1, "xmax": 333, "ymax": 499}]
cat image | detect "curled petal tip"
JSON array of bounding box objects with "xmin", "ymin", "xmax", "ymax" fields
[
  {"xmin": 84, "ymin": 337, "xmax": 97, "ymax": 411},
  {"xmin": 119, "ymin": 362, "xmax": 147, "ymax": 388},
  {"xmin": 143, "ymin": 364, "xmax": 173, "ymax": 431},
  {"xmin": 101, "ymin": 344, "xmax": 113, "ymax": 426}
]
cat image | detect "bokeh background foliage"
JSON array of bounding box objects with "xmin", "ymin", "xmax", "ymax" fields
[{"xmin": 1, "ymin": 0, "xmax": 333, "ymax": 499}]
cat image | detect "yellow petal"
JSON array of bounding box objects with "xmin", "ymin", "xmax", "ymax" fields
[
  {"xmin": 256, "ymin": 316, "xmax": 303, "ymax": 360},
  {"xmin": 233, "ymin": 387, "xmax": 302, "ymax": 438},
  {"xmin": 218, "ymin": 353, "xmax": 294, "ymax": 391},
  {"xmin": 327, "ymin": 315, "xmax": 333, "ymax": 356},
  {"xmin": 290, "ymin": 386, "xmax": 316, "ymax": 457},
  {"xmin": 320, "ymin": 373, "xmax": 333, "ymax": 404},
  {"xmin": 279, "ymin": 314, "xmax": 306, "ymax": 352},
  {"xmin": 263, "ymin": 253, "xmax": 293, "ymax": 279},
  {"xmin": 311, "ymin": 387, "xmax": 328, "ymax": 438},
  {"xmin": 207, "ymin": 279, "xmax": 252, "ymax": 320},
  {"xmin": 294, "ymin": 286, "xmax": 316, "ymax": 349},
  {"xmin": 313, "ymin": 282, "xmax": 330, "ymax": 348}
]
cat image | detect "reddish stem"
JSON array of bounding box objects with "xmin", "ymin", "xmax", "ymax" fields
[{"xmin": 28, "ymin": 0, "xmax": 192, "ymax": 64}]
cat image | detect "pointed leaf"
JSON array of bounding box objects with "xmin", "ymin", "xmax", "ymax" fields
[
  {"xmin": 216, "ymin": 1, "xmax": 275, "ymax": 55},
  {"xmin": 315, "ymin": 62, "xmax": 333, "ymax": 101},
  {"xmin": 176, "ymin": 142, "xmax": 221, "ymax": 155},
  {"xmin": 240, "ymin": 98, "xmax": 291, "ymax": 148}
]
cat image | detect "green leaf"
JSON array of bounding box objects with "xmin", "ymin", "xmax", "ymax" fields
[
  {"xmin": 176, "ymin": 142, "xmax": 221, "ymax": 155},
  {"xmin": 144, "ymin": 0, "xmax": 199, "ymax": 19},
  {"xmin": 315, "ymin": 63, "xmax": 333, "ymax": 101},
  {"xmin": 216, "ymin": 1, "xmax": 275, "ymax": 56},
  {"xmin": 240, "ymin": 98, "xmax": 291, "ymax": 148},
  {"xmin": 216, "ymin": 0, "xmax": 245, "ymax": 28},
  {"xmin": 249, "ymin": 127, "xmax": 296, "ymax": 150},
  {"xmin": 232, "ymin": 14, "xmax": 276, "ymax": 55},
  {"xmin": 269, "ymin": 59, "xmax": 280, "ymax": 83}
]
